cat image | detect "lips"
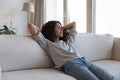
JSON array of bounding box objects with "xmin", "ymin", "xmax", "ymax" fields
[{"xmin": 60, "ymin": 31, "xmax": 63, "ymax": 36}]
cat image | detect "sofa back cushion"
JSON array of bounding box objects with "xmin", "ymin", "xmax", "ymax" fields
[
  {"xmin": 73, "ymin": 33, "xmax": 114, "ymax": 61},
  {"xmin": 0, "ymin": 33, "xmax": 114, "ymax": 71},
  {"xmin": 0, "ymin": 35, "xmax": 53, "ymax": 72}
]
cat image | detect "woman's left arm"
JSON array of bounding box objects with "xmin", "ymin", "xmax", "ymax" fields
[
  {"xmin": 63, "ymin": 22, "xmax": 77, "ymax": 44},
  {"xmin": 63, "ymin": 21, "xmax": 76, "ymax": 31}
]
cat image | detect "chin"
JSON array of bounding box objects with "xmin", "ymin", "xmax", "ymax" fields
[{"xmin": 61, "ymin": 34, "xmax": 63, "ymax": 37}]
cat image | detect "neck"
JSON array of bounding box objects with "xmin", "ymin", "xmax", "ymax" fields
[{"xmin": 54, "ymin": 37, "xmax": 59, "ymax": 42}]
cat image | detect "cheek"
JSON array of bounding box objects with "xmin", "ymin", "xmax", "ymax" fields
[
  {"xmin": 54, "ymin": 29, "xmax": 59, "ymax": 36},
  {"xmin": 55, "ymin": 29, "xmax": 61, "ymax": 36},
  {"xmin": 54, "ymin": 29, "xmax": 58, "ymax": 34}
]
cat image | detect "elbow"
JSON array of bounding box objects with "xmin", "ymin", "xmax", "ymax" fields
[{"xmin": 71, "ymin": 21, "xmax": 76, "ymax": 30}]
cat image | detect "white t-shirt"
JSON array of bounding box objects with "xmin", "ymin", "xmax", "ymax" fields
[{"xmin": 33, "ymin": 30, "xmax": 81, "ymax": 68}]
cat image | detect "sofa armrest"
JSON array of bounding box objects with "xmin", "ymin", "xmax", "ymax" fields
[{"xmin": 112, "ymin": 38, "xmax": 120, "ymax": 60}]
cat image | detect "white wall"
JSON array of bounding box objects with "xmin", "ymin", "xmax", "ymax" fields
[
  {"xmin": 0, "ymin": 0, "xmax": 31, "ymax": 35},
  {"xmin": 46, "ymin": 0, "xmax": 57, "ymax": 21}
]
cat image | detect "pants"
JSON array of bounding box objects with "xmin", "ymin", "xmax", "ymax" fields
[{"xmin": 62, "ymin": 57, "xmax": 116, "ymax": 80}]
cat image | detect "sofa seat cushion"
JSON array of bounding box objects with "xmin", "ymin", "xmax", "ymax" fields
[
  {"xmin": 93, "ymin": 60, "xmax": 120, "ymax": 79},
  {"xmin": 3, "ymin": 68, "xmax": 76, "ymax": 80}
]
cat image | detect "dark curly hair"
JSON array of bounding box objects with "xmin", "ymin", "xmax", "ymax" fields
[{"xmin": 41, "ymin": 20, "xmax": 69, "ymax": 42}]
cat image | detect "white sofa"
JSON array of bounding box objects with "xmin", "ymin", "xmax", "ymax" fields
[{"xmin": 0, "ymin": 33, "xmax": 120, "ymax": 80}]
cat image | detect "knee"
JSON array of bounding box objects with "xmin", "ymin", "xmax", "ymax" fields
[{"xmin": 106, "ymin": 75, "xmax": 116, "ymax": 80}]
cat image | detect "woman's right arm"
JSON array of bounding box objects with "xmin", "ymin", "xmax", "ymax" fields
[
  {"xmin": 28, "ymin": 23, "xmax": 48, "ymax": 51},
  {"xmin": 28, "ymin": 23, "xmax": 40, "ymax": 36}
]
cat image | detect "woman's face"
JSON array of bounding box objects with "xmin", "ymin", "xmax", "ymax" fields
[{"xmin": 54, "ymin": 23, "xmax": 63, "ymax": 38}]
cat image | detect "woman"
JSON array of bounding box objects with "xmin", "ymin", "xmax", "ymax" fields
[{"xmin": 28, "ymin": 21, "xmax": 116, "ymax": 80}]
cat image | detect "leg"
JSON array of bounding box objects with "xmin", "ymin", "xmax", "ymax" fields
[
  {"xmin": 80, "ymin": 57, "xmax": 116, "ymax": 80},
  {"xmin": 62, "ymin": 58, "xmax": 99, "ymax": 80},
  {"xmin": 89, "ymin": 64, "xmax": 116, "ymax": 80}
]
